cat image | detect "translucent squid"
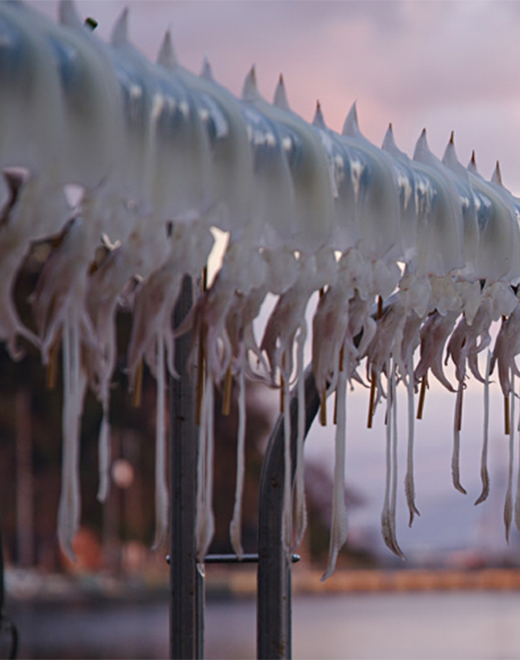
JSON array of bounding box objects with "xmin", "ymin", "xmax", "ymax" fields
[{"xmin": 5, "ymin": 0, "xmax": 520, "ymax": 572}]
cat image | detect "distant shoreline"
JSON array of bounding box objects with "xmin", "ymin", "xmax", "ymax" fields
[
  {"xmin": 8, "ymin": 566, "xmax": 520, "ymax": 604},
  {"xmin": 207, "ymin": 567, "xmax": 520, "ymax": 597}
]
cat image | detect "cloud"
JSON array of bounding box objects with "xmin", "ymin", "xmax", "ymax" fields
[{"xmin": 25, "ymin": 0, "xmax": 520, "ymax": 188}]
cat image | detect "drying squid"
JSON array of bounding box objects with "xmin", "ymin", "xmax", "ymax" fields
[{"xmin": 6, "ymin": 0, "xmax": 520, "ymax": 572}]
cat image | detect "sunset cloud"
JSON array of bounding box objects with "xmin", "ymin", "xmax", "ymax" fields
[{"xmin": 51, "ymin": 1, "xmax": 518, "ymax": 190}]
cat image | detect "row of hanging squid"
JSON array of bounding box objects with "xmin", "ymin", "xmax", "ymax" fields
[{"xmin": 2, "ymin": 0, "xmax": 520, "ymax": 577}]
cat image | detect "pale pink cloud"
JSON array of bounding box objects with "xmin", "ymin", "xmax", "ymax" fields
[{"xmin": 26, "ymin": 0, "xmax": 520, "ymax": 191}]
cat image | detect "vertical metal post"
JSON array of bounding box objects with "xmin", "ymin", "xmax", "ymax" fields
[
  {"xmin": 15, "ymin": 388, "xmax": 34, "ymax": 566},
  {"xmin": 170, "ymin": 275, "xmax": 202, "ymax": 659},
  {"xmin": 257, "ymin": 367, "xmax": 320, "ymax": 659},
  {"xmin": 257, "ymin": 306, "xmax": 375, "ymax": 659}
]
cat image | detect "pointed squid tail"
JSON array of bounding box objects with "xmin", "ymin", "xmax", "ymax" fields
[
  {"xmin": 96, "ymin": 404, "xmax": 111, "ymax": 503},
  {"xmin": 451, "ymin": 380, "xmax": 467, "ymax": 495},
  {"xmin": 282, "ymin": 357, "xmax": 293, "ymax": 552},
  {"xmin": 229, "ymin": 363, "xmax": 246, "ymax": 559},
  {"xmin": 390, "ymin": 360, "xmax": 404, "ymax": 558},
  {"xmin": 322, "ymin": 349, "xmax": 349, "ymax": 581},
  {"xmin": 292, "ymin": 326, "xmax": 308, "ymax": 551},
  {"xmin": 152, "ymin": 338, "xmax": 169, "ymax": 550},
  {"xmin": 57, "ymin": 311, "xmax": 87, "ymax": 561},
  {"xmin": 404, "ymin": 349, "xmax": 420, "ymax": 527},
  {"xmin": 515, "ymin": 372, "xmax": 520, "ymax": 532},
  {"xmin": 381, "ymin": 358, "xmax": 405, "ymax": 559},
  {"xmin": 196, "ymin": 371, "xmax": 215, "ymax": 562},
  {"xmin": 504, "ymin": 372, "xmax": 514, "ymax": 543},
  {"xmin": 475, "ymin": 351, "xmax": 491, "ymax": 506}
]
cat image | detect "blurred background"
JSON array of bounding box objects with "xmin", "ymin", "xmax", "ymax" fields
[{"xmin": 5, "ymin": 1, "xmax": 520, "ymax": 659}]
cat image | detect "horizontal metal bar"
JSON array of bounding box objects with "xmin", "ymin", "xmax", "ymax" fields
[
  {"xmin": 166, "ymin": 553, "xmax": 301, "ymax": 565},
  {"xmin": 205, "ymin": 553, "xmax": 301, "ymax": 564},
  {"xmin": 205, "ymin": 553, "xmax": 260, "ymax": 564}
]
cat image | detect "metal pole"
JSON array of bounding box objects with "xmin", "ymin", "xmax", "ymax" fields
[
  {"xmin": 257, "ymin": 366, "xmax": 320, "ymax": 659},
  {"xmin": 256, "ymin": 301, "xmax": 382, "ymax": 659},
  {"xmin": 169, "ymin": 275, "xmax": 202, "ymax": 659}
]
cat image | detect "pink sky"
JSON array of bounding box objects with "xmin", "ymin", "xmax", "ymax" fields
[{"xmin": 31, "ymin": 0, "xmax": 520, "ymax": 194}]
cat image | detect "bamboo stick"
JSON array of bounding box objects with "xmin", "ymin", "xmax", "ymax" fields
[
  {"xmin": 367, "ymin": 370, "xmax": 377, "ymax": 429},
  {"xmin": 280, "ymin": 353, "xmax": 286, "ymax": 414},
  {"xmin": 196, "ymin": 267, "xmax": 208, "ymax": 426},
  {"xmin": 334, "ymin": 346, "xmax": 345, "ymax": 425},
  {"xmin": 132, "ymin": 358, "xmax": 143, "ymax": 408},
  {"xmin": 417, "ymin": 375, "xmax": 427, "ymax": 420},
  {"xmin": 367, "ymin": 301, "xmax": 384, "ymax": 429},
  {"xmin": 222, "ymin": 367, "xmax": 233, "ymax": 416},
  {"xmin": 46, "ymin": 338, "xmax": 60, "ymax": 390},
  {"xmin": 456, "ymin": 383, "xmax": 464, "ymax": 432},
  {"xmin": 320, "ymin": 389, "xmax": 327, "ymax": 426},
  {"xmin": 377, "ymin": 295, "xmax": 383, "ymax": 319},
  {"xmin": 195, "ymin": 332, "xmax": 205, "ymax": 426}
]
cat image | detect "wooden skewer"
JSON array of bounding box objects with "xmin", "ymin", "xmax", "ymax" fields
[
  {"xmin": 46, "ymin": 338, "xmax": 60, "ymax": 390},
  {"xmin": 500, "ymin": 315, "xmax": 509, "ymax": 434},
  {"xmin": 367, "ymin": 370, "xmax": 377, "ymax": 429},
  {"xmin": 133, "ymin": 358, "xmax": 143, "ymax": 408},
  {"xmin": 416, "ymin": 375, "xmax": 427, "ymax": 420},
  {"xmin": 367, "ymin": 300, "xmax": 384, "ymax": 429},
  {"xmin": 196, "ymin": 266, "xmax": 208, "ymax": 427},
  {"xmin": 456, "ymin": 383, "xmax": 464, "ymax": 432},
  {"xmin": 333, "ymin": 346, "xmax": 344, "ymax": 426},
  {"xmin": 196, "ymin": 331, "xmax": 205, "ymax": 426},
  {"xmin": 505, "ymin": 394, "xmax": 511, "ymax": 436},
  {"xmin": 377, "ymin": 295, "xmax": 383, "ymax": 319},
  {"xmin": 280, "ymin": 353, "xmax": 286, "ymax": 414},
  {"xmin": 320, "ymin": 389, "xmax": 327, "ymax": 426},
  {"xmin": 222, "ymin": 367, "xmax": 233, "ymax": 416}
]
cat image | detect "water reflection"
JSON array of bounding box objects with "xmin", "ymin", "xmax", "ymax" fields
[{"xmin": 10, "ymin": 589, "xmax": 520, "ymax": 659}]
